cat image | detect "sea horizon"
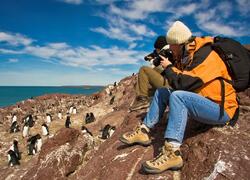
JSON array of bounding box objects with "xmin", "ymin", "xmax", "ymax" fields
[{"xmin": 0, "ymin": 86, "xmax": 104, "ymax": 108}]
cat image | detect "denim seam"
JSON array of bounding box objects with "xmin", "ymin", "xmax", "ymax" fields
[{"xmin": 175, "ymin": 102, "xmax": 186, "ymax": 142}]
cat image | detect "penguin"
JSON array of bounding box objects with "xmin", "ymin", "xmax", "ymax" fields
[
  {"xmin": 101, "ymin": 124, "xmax": 111, "ymax": 139},
  {"xmin": 11, "ymin": 113, "xmax": 17, "ymax": 123},
  {"xmin": 109, "ymin": 126, "xmax": 116, "ymax": 137},
  {"xmin": 27, "ymin": 135, "xmax": 36, "ymax": 155},
  {"xmin": 35, "ymin": 134, "xmax": 42, "ymax": 152},
  {"xmin": 23, "ymin": 115, "xmax": 29, "ymax": 123},
  {"xmin": 113, "ymin": 81, "xmax": 117, "ymax": 87},
  {"xmin": 28, "ymin": 114, "xmax": 34, "ymax": 127},
  {"xmin": 72, "ymin": 107, "xmax": 77, "ymax": 114},
  {"xmin": 9, "ymin": 140, "xmax": 21, "ymax": 160},
  {"xmin": 22, "ymin": 121, "xmax": 29, "ymax": 138},
  {"xmin": 89, "ymin": 112, "xmax": 95, "ymax": 122},
  {"xmin": 105, "ymin": 87, "xmax": 111, "ymax": 96},
  {"xmin": 10, "ymin": 121, "xmax": 20, "ymax": 133},
  {"xmin": 69, "ymin": 106, "xmax": 74, "ymax": 114},
  {"xmin": 109, "ymin": 96, "xmax": 115, "ymax": 105},
  {"xmin": 27, "ymin": 134, "xmax": 41, "ymax": 155},
  {"xmin": 85, "ymin": 113, "xmax": 90, "ymax": 124},
  {"xmin": 81, "ymin": 126, "xmax": 94, "ymax": 146},
  {"xmin": 101, "ymin": 124, "xmax": 116, "ymax": 139},
  {"xmin": 109, "ymin": 91, "xmax": 113, "ymax": 96},
  {"xmin": 81, "ymin": 126, "xmax": 93, "ymax": 136},
  {"xmin": 7, "ymin": 150, "xmax": 20, "ymax": 166},
  {"xmin": 58, "ymin": 111, "xmax": 62, "ymax": 119},
  {"xmin": 23, "ymin": 114, "xmax": 34, "ymax": 127},
  {"xmin": 46, "ymin": 113, "xmax": 52, "ymax": 124},
  {"xmin": 65, "ymin": 115, "xmax": 71, "ymax": 128},
  {"xmin": 41, "ymin": 123, "xmax": 49, "ymax": 136}
]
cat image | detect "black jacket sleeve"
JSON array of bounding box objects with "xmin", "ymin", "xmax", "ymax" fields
[{"xmin": 164, "ymin": 65, "xmax": 203, "ymax": 91}]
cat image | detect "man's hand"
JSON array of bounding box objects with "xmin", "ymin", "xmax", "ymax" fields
[{"xmin": 159, "ymin": 55, "xmax": 172, "ymax": 68}]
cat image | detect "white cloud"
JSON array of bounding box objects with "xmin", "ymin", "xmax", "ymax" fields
[
  {"xmin": 110, "ymin": 4, "xmax": 146, "ymax": 20},
  {"xmin": 175, "ymin": 3, "xmax": 198, "ymax": 15},
  {"xmin": 199, "ymin": 22, "xmax": 241, "ymax": 36},
  {"xmin": 60, "ymin": 0, "xmax": 83, "ymax": 5},
  {"xmin": 216, "ymin": 1, "xmax": 232, "ymax": 18},
  {"xmin": 24, "ymin": 45, "xmax": 58, "ymax": 59},
  {"xmin": 236, "ymin": 0, "xmax": 250, "ymax": 16},
  {"xmin": 48, "ymin": 42, "xmax": 70, "ymax": 49},
  {"xmin": 91, "ymin": 0, "xmax": 249, "ymax": 43},
  {"xmin": 108, "ymin": 16, "xmax": 156, "ymax": 37},
  {"xmin": 8, "ymin": 58, "xmax": 19, "ymax": 63},
  {"xmin": 194, "ymin": 9, "xmax": 216, "ymax": 23},
  {"xmin": 128, "ymin": 43, "xmax": 137, "ymax": 49},
  {"xmin": 194, "ymin": 3, "xmax": 249, "ymax": 37},
  {"xmin": 109, "ymin": 0, "xmax": 169, "ymax": 20},
  {"xmin": 0, "ymin": 48, "xmax": 23, "ymax": 54},
  {"xmin": 0, "ymin": 32, "xmax": 33, "ymax": 46},
  {"xmin": 108, "ymin": 0, "xmax": 199, "ymax": 22},
  {"xmin": 0, "ymin": 35, "xmax": 147, "ymax": 68},
  {"xmin": 91, "ymin": 15, "xmax": 155, "ymax": 43},
  {"xmin": 94, "ymin": 0, "xmax": 200, "ymax": 43},
  {"xmin": 91, "ymin": 27, "xmax": 138, "ymax": 42},
  {"xmin": 130, "ymin": 24, "xmax": 155, "ymax": 36}
]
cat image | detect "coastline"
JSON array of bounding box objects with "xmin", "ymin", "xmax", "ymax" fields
[{"xmin": 0, "ymin": 86, "xmax": 104, "ymax": 108}]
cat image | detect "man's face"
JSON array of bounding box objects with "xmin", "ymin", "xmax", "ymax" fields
[{"xmin": 169, "ymin": 44, "xmax": 182, "ymax": 61}]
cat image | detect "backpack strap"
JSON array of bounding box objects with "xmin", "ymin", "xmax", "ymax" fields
[
  {"xmin": 218, "ymin": 78, "xmax": 225, "ymax": 120},
  {"xmin": 218, "ymin": 78, "xmax": 239, "ymax": 126},
  {"xmin": 227, "ymin": 106, "xmax": 239, "ymax": 126}
]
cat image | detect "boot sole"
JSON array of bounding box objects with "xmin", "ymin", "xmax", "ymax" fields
[
  {"xmin": 142, "ymin": 163, "xmax": 183, "ymax": 174},
  {"xmin": 119, "ymin": 136, "xmax": 151, "ymax": 147}
]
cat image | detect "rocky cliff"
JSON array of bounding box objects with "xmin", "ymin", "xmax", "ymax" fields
[{"xmin": 0, "ymin": 73, "xmax": 250, "ymax": 180}]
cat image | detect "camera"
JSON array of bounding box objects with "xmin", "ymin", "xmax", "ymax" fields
[
  {"xmin": 144, "ymin": 50, "xmax": 158, "ymax": 61},
  {"xmin": 144, "ymin": 48, "xmax": 174, "ymax": 67}
]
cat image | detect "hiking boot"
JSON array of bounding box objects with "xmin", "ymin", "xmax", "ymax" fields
[
  {"xmin": 119, "ymin": 124, "xmax": 151, "ymax": 146},
  {"xmin": 129, "ymin": 96, "xmax": 150, "ymax": 112},
  {"xmin": 142, "ymin": 142, "xmax": 183, "ymax": 174}
]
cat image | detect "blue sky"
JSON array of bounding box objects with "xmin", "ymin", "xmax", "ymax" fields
[{"xmin": 0, "ymin": 0, "xmax": 250, "ymax": 86}]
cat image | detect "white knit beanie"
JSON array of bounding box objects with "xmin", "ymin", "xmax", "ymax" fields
[{"xmin": 166, "ymin": 21, "xmax": 192, "ymax": 45}]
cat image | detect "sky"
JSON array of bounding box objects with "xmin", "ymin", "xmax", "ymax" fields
[{"xmin": 0, "ymin": 0, "xmax": 250, "ymax": 86}]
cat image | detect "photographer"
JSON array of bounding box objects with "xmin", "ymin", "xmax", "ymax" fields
[
  {"xmin": 121, "ymin": 21, "xmax": 238, "ymax": 174},
  {"xmin": 130, "ymin": 36, "xmax": 174, "ymax": 111}
]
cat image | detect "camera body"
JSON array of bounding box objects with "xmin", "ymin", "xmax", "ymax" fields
[
  {"xmin": 153, "ymin": 48, "xmax": 174, "ymax": 66},
  {"xmin": 144, "ymin": 48, "xmax": 174, "ymax": 67}
]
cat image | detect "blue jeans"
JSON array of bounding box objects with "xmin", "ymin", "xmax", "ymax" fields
[{"xmin": 143, "ymin": 88, "xmax": 230, "ymax": 143}]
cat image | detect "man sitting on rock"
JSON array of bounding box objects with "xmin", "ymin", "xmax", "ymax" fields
[
  {"xmin": 129, "ymin": 36, "xmax": 172, "ymax": 112},
  {"xmin": 120, "ymin": 21, "xmax": 238, "ymax": 174}
]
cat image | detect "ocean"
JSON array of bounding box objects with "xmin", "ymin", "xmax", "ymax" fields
[{"xmin": 0, "ymin": 86, "xmax": 104, "ymax": 108}]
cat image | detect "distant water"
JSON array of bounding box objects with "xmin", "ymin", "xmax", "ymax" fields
[{"xmin": 0, "ymin": 86, "xmax": 104, "ymax": 108}]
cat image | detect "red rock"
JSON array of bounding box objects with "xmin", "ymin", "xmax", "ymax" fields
[{"xmin": 0, "ymin": 75, "xmax": 249, "ymax": 180}]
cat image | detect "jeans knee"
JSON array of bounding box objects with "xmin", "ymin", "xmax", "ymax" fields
[
  {"xmin": 154, "ymin": 88, "xmax": 171, "ymax": 100},
  {"xmin": 170, "ymin": 90, "xmax": 186, "ymax": 102},
  {"xmin": 155, "ymin": 88, "xmax": 165, "ymax": 96}
]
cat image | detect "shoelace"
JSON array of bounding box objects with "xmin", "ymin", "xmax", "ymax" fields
[
  {"xmin": 150, "ymin": 145, "xmax": 174, "ymax": 166},
  {"xmin": 128, "ymin": 126, "xmax": 141, "ymax": 137}
]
